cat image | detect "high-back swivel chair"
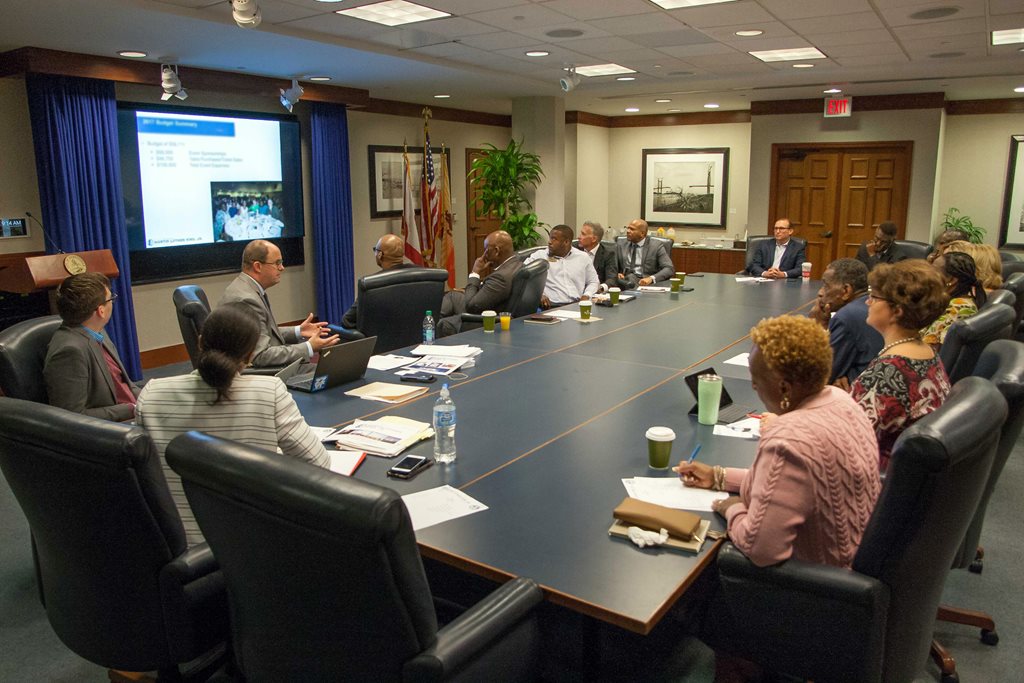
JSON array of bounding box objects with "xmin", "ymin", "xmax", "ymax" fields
[
  {"xmin": 939, "ymin": 303, "xmax": 1015, "ymax": 382},
  {"xmin": 337, "ymin": 267, "xmax": 448, "ymax": 354},
  {"xmin": 0, "ymin": 314, "xmax": 62, "ymax": 401},
  {"xmin": 172, "ymin": 285, "xmax": 210, "ymax": 369},
  {"xmin": 894, "ymin": 239, "xmax": 933, "ymax": 261}
]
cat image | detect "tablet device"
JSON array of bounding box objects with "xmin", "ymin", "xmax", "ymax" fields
[{"xmin": 684, "ymin": 367, "xmax": 754, "ymax": 424}]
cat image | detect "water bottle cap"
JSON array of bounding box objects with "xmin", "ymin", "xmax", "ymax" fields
[{"xmin": 426, "ymin": 310, "xmax": 432, "ymax": 315}]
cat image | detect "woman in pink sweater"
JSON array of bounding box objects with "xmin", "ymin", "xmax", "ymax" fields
[{"xmin": 675, "ymin": 315, "xmax": 881, "ymax": 568}]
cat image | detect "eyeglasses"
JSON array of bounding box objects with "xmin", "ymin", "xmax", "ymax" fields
[
  {"xmin": 104, "ymin": 292, "xmax": 118, "ymax": 304},
  {"xmin": 866, "ymin": 287, "xmax": 893, "ymax": 305},
  {"xmin": 259, "ymin": 259, "xmax": 284, "ymax": 268},
  {"xmin": 773, "ymin": 226, "xmax": 792, "ymax": 232},
  {"xmin": 371, "ymin": 246, "xmax": 382, "ymax": 254}
]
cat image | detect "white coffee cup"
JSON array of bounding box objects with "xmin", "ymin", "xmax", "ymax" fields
[{"xmin": 801, "ymin": 262, "xmax": 812, "ymax": 279}]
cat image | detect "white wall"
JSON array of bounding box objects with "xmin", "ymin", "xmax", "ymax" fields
[
  {"xmin": 749, "ymin": 109, "xmax": 944, "ymax": 243},
  {"xmin": 569, "ymin": 123, "xmax": 611, "ymax": 232},
  {"xmin": 937, "ymin": 113, "xmax": 1023, "ymax": 246},
  {"xmin": 0, "ymin": 78, "xmax": 43, "ymax": 255}
]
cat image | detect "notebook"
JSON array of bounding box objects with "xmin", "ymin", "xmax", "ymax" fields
[
  {"xmin": 284, "ymin": 336, "xmax": 377, "ymax": 393},
  {"xmin": 684, "ymin": 367, "xmax": 754, "ymax": 425}
]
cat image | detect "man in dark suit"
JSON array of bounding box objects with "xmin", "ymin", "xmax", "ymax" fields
[
  {"xmin": 749, "ymin": 218, "xmax": 805, "ymax": 279},
  {"xmin": 437, "ymin": 230, "xmax": 522, "ymax": 337},
  {"xmin": 856, "ymin": 221, "xmax": 908, "ymax": 271},
  {"xmin": 613, "ymin": 219, "xmax": 674, "ymax": 289},
  {"xmin": 44, "ymin": 272, "xmax": 140, "ymax": 421},
  {"xmin": 220, "ymin": 239, "xmax": 339, "ymax": 367},
  {"xmin": 810, "ymin": 258, "xmax": 883, "ymax": 388},
  {"xmin": 576, "ymin": 220, "xmax": 617, "ymax": 290},
  {"xmin": 340, "ymin": 233, "xmax": 413, "ymax": 329}
]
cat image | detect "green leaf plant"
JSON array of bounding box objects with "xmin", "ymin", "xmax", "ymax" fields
[{"xmin": 469, "ymin": 139, "xmax": 546, "ymax": 250}]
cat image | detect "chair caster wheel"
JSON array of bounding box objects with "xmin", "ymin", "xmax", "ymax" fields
[
  {"xmin": 941, "ymin": 674, "xmax": 960, "ymax": 683},
  {"xmin": 969, "ymin": 559, "xmax": 984, "ymax": 574},
  {"xmin": 981, "ymin": 629, "xmax": 999, "ymax": 646}
]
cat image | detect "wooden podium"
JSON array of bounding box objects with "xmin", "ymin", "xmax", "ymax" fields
[{"xmin": 0, "ymin": 250, "xmax": 119, "ymax": 294}]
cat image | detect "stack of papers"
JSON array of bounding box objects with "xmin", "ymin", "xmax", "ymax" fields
[
  {"xmin": 367, "ymin": 354, "xmax": 418, "ymax": 372},
  {"xmin": 410, "ymin": 344, "xmax": 482, "ymax": 359},
  {"xmin": 328, "ymin": 451, "xmax": 366, "ymax": 476},
  {"xmin": 547, "ymin": 310, "xmax": 603, "ymax": 322},
  {"xmin": 622, "ymin": 477, "xmax": 728, "ymax": 512},
  {"xmin": 345, "ymin": 382, "xmax": 429, "ymax": 404},
  {"xmin": 327, "ymin": 416, "xmax": 433, "ymax": 457},
  {"xmin": 637, "ymin": 285, "xmax": 670, "ymax": 292},
  {"xmin": 735, "ymin": 276, "xmax": 775, "ymax": 283},
  {"xmin": 398, "ymin": 355, "xmax": 467, "ymax": 376}
]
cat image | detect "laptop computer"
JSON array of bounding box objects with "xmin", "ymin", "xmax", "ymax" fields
[
  {"xmin": 283, "ymin": 336, "xmax": 377, "ymax": 393},
  {"xmin": 684, "ymin": 367, "xmax": 754, "ymax": 425}
]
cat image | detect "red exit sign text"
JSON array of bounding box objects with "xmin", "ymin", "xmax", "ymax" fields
[{"xmin": 824, "ymin": 96, "xmax": 853, "ymax": 118}]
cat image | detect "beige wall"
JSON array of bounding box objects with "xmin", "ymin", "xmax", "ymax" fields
[
  {"xmin": 0, "ymin": 78, "xmax": 44, "ymax": 255},
  {"xmin": 937, "ymin": 113, "xmax": 1023, "ymax": 247},
  {"xmin": 605, "ymin": 122, "xmax": 752, "ymax": 241},
  {"xmin": 749, "ymin": 109, "xmax": 944, "ymax": 243},
  {"xmin": 567, "ymin": 123, "xmax": 611, "ymax": 233}
]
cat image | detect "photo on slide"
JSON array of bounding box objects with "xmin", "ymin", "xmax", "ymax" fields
[{"xmin": 211, "ymin": 182, "xmax": 288, "ymax": 242}]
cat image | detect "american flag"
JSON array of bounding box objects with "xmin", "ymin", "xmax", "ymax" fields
[{"xmin": 420, "ymin": 125, "xmax": 440, "ymax": 266}]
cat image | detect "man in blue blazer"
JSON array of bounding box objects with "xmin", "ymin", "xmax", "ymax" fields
[{"xmin": 749, "ymin": 218, "xmax": 806, "ymax": 279}]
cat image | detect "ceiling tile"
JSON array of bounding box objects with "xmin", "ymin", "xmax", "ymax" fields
[
  {"xmin": 786, "ymin": 12, "xmax": 886, "ymax": 35},
  {"xmin": 892, "ymin": 17, "xmax": 989, "ymax": 40},
  {"xmin": 900, "ymin": 33, "xmax": 991, "ymax": 53},
  {"xmin": 539, "ymin": 0, "xmax": 657, "ymax": 21},
  {"xmin": 627, "ymin": 28, "xmax": 719, "ymax": 48},
  {"xmin": 757, "ymin": 0, "xmax": 875, "ymax": 20},
  {"xmin": 426, "ymin": 0, "xmax": 531, "ymax": 13},
  {"xmin": 802, "ymin": 29, "xmax": 896, "ymax": 48},
  {"xmin": 696, "ymin": 22, "xmax": 797, "ymax": 42},
  {"xmin": 597, "ymin": 47, "xmax": 680, "ymax": 63},
  {"xmin": 394, "ymin": 16, "xmax": 500, "ymax": 38},
  {"xmin": 201, "ymin": 0, "xmax": 324, "ymax": 24},
  {"xmin": 511, "ymin": 21, "xmax": 613, "ymax": 44},
  {"xmin": 684, "ymin": 51, "xmax": 761, "ymax": 67},
  {"xmin": 588, "ymin": 12, "xmax": 690, "ymax": 36},
  {"xmin": 879, "ymin": 2, "xmax": 986, "ymax": 28},
  {"xmin": 284, "ymin": 14, "xmax": 398, "ymax": 40},
  {"xmin": 468, "ymin": 3, "xmax": 575, "ymax": 30},
  {"xmin": 990, "ymin": 0, "xmax": 1024, "ymax": 15},
  {"xmin": 556, "ymin": 36, "xmax": 644, "ymax": 55},
  {"xmin": 830, "ymin": 54, "xmax": 912, "ymax": 68},
  {"xmin": 457, "ymin": 31, "xmax": 537, "ymax": 50},
  {"xmin": 990, "ymin": 13, "xmax": 1024, "ymax": 31},
  {"xmin": 824, "ymin": 42, "xmax": 906, "ymax": 58},
  {"xmin": 493, "ymin": 43, "xmax": 596, "ymax": 66},
  {"xmin": 656, "ymin": 42, "xmax": 741, "ymax": 58},
  {"xmin": 667, "ymin": 0, "xmax": 774, "ymax": 28}
]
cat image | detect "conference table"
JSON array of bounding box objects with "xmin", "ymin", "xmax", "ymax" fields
[{"xmin": 291, "ymin": 274, "xmax": 817, "ymax": 642}]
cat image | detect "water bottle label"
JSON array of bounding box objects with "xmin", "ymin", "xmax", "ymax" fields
[{"xmin": 435, "ymin": 409, "xmax": 455, "ymax": 427}]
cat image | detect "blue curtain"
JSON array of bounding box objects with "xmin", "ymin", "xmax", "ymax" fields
[
  {"xmin": 26, "ymin": 74, "xmax": 142, "ymax": 380},
  {"xmin": 310, "ymin": 102, "xmax": 354, "ymax": 324}
]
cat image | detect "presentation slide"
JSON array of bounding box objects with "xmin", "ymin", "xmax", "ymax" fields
[{"xmin": 134, "ymin": 111, "xmax": 286, "ymax": 248}]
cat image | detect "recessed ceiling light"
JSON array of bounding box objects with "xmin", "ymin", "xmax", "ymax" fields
[
  {"xmin": 433, "ymin": 94, "xmax": 450, "ymax": 99},
  {"xmin": 315, "ymin": 0, "xmax": 345, "ymax": 3},
  {"xmin": 992, "ymin": 28, "xmax": 1024, "ymax": 46},
  {"xmin": 335, "ymin": 0, "xmax": 450, "ymax": 27},
  {"xmin": 616, "ymin": 76, "xmax": 636, "ymax": 81},
  {"xmin": 750, "ymin": 47, "xmax": 827, "ymax": 63},
  {"xmin": 704, "ymin": 103, "xmax": 720, "ymax": 108},
  {"xmin": 118, "ymin": 50, "xmax": 147, "ymax": 58},
  {"xmin": 668, "ymin": 108, "xmax": 682, "ymax": 112},
  {"xmin": 625, "ymin": 107, "xmax": 640, "ymax": 112},
  {"xmin": 792, "ymin": 63, "xmax": 815, "ymax": 68},
  {"xmin": 573, "ymin": 63, "xmax": 636, "ymax": 77},
  {"xmin": 650, "ymin": 0, "xmax": 739, "ymax": 8},
  {"xmin": 524, "ymin": 50, "xmax": 549, "ymax": 57},
  {"xmin": 308, "ymin": 76, "xmax": 332, "ymax": 82},
  {"xmin": 655, "ymin": 98, "xmax": 672, "ymax": 103},
  {"xmin": 823, "ymin": 88, "xmax": 842, "ymax": 94},
  {"xmin": 735, "ymin": 30, "xmax": 763, "ymax": 37},
  {"xmin": 1015, "ymin": 87, "xmax": 1024, "ymax": 93}
]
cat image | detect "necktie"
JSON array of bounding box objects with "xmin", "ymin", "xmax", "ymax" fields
[{"xmin": 629, "ymin": 243, "xmax": 637, "ymax": 272}]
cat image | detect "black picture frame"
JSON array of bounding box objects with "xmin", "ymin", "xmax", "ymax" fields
[
  {"xmin": 999, "ymin": 135, "xmax": 1024, "ymax": 248},
  {"xmin": 368, "ymin": 144, "xmax": 449, "ymax": 219},
  {"xmin": 640, "ymin": 147, "xmax": 729, "ymax": 228}
]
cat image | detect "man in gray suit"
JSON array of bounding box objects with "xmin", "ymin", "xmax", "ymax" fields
[
  {"xmin": 220, "ymin": 239, "xmax": 339, "ymax": 367},
  {"xmin": 577, "ymin": 220, "xmax": 618, "ymax": 290},
  {"xmin": 44, "ymin": 272, "xmax": 140, "ymax": 421},
  {"xmin": 613, "ymin": 218, "xmax": 674, "ymax": 289},
  {"xmin": 437, "ymin": 230, "xmax": 522, "ymax": 337}
]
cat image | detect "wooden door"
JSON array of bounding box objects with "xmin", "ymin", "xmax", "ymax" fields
[
  {"xmin": 465, "ymin": 149, "xmax": 501, "ymax": 272},
  {"xmin": 769, "ymin": 142, "xmax": 912, "ymax": 278}
]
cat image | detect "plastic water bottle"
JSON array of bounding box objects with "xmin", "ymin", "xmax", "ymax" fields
[
  {"xmin": 433, "ymin": 383, "xmax": 456, "ymax": 463},
  {"xmin": 422, "ymin": 310, "xmax": 435, "ymax": 344}
]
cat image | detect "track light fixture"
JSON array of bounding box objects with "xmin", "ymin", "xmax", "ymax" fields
[
  {"xmin": 560, "ymin": 66, "xmax": 581, "ymax": 93},
  {"xmin": 160, "ymin": 64, "xmax": 188, "ymax": 101},
  {"xmin": 231, "ymin": 0, "xmax": 262, "ymax": 28},
  {"xmin": 280, "ymin": 79, "xmax": 304, "ymax": 112}
]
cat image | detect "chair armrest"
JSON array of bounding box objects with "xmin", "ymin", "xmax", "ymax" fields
[
  {"xmin": 159, "ymin": 543, "xmax": 229, "ymax": 661},
  {"xmin": 403, "ymin": 577, "xmax": 542, "ymax": 682},
  {"xmin": 704, "ymin": 543, "xmax": 889, "ymax": 683},
  {"xmin": 326, "ymin": 324, "xmax": 365, "ymax": 342},
  {"xmin": 460, "ymin": 314, "xmax": 483, "ymax": 324}
]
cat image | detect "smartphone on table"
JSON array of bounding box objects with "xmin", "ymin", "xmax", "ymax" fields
[{"xmin": 386, "ymin": 454, "xmax": 433, "ymax": 479}]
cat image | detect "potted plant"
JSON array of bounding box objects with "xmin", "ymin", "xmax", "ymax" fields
[
  {"xmin": 940, "ymin": 207, "xmax": 986, "ymax": 244},
  {"xmin": 469, "ymin": 139, "xmax": 545, "ymax": 249}
]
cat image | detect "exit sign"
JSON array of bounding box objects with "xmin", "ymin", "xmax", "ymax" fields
[{"xmin": 824, "ymin": 96, "xmax": 852, "ymax": 118}]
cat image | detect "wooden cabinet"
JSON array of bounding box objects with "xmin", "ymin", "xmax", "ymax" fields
[{"xmin": 670, "ymin": 247, "xmax": 745, "ymax": 275}]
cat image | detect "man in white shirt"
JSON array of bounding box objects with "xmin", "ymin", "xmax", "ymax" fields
[{"xmin": 525, "ymin": 224, "xmax": 599, "ymax": 308}]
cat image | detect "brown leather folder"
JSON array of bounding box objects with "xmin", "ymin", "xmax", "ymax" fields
[{"xmin": 613, "ymin": 497, "xmax": 701, "ymax": 541}]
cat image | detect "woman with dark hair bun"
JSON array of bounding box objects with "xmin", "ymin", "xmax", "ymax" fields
[
  {"xmin": 136, "ymin": 303, "xmax": 330, "ymax": 547},
  {"xmin": 921, "ymin": 251, "xmax": 987, "ymax": 349}
]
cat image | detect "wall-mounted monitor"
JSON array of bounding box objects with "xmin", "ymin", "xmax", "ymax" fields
[{"xmin": 117, "ymin": 103, "xmax": 304, "ymax": 284}]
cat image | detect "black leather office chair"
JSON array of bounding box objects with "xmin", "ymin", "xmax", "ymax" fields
[
  {"xmin": 332, "ymin": 267, "xmax": 448, "ymax": 354},
  {"xmin": 0, "ymin": 397, "xmax": 228, "ymax": 679},
  {"xmin": 999, "ymin": 250, "xmax": 1021, "ymax": 262},
  {"xmin": 939, "ymin": 303, "xmax": 1015, "ymax": 383},
  {"xmin": 982, "ymin": 288, "xmax": 1015, "ymax": 310},
  {"xmin": 928, "ymin": 340, "xmax": 1024, "ymax": 681},
  {"xmin": 702, "ymin": 377, "xmax": 1006, "ymax": 683},
  {"xmin": 0, "ymin": 314, "xmax": 61, "ymax": 402},
  {"xmin": 462, "ymin": 258, "xmax": 549, "ymax": 329},
  {"xmin": 737, "ymin": 236, "xmax": 808, "ymax": 275},
  {"xmin": 1000, "ymin": 260, "xmax": 1024, "ymax": 278},
  {"xmin": 895, "ymin": 239, "xmax": 933, "ymax": 261},
  {"xmin": 1002, "ymin": 272, "xmax": 1024, "ymax": 340},
  {"xmin": 516, "ymin": 245, "xmax": 546, "ymax": 261},
  {"xmin": 166, "ymin": 431, "xmax": 543, "ymax": 682},
  {"xmin": 172, "ymin": 285, "xmax": 210, "ymax": 370}
]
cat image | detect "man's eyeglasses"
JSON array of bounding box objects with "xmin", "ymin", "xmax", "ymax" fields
[
  {"xmin": 371, "ymin": 246, "xmax": 382, "ymax": 254},
  {"xmin": 773, "ymin": 226, "xmax": 792, "ymax": 232},
  {"xmin": 104, "ymin": 292, "xmax": 118, "ymax": 304},
  {"xmin": 259, "ymin": 259, "xmax": 284, "ymax": 268}
]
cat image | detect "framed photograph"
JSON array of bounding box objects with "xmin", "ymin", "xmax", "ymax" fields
[
  {"xmin": 0, "ymin": 218, "xmax": 29, "ymax": 239},
  {"xmin": 641, "ymin": 148, "xmax": 729, "ymax": 228},
  {"xmin": 999, "ymin": 135, "xmax": 1024, "ymax": 248},
  {"xmin": 368, "ymin": 145, "xmax": 448, "ymax": 219}
]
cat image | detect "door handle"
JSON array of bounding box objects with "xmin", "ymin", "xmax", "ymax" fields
[{"xmin": 820, "ymin": 231, "xmax": 833, "ymax": 238}]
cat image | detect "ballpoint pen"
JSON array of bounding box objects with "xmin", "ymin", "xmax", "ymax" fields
[{"xmin": 687, "ymin": 443, "xmax": 702, "ymax": 463}]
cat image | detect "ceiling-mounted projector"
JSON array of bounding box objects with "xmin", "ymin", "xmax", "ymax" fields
[
  {"xmin": 232, "ymin": 0, "xmax": 262, "ymax": 28},
  {"xmin": 560, "ymin": 67, "xmax": 581, "ymax": 93}
]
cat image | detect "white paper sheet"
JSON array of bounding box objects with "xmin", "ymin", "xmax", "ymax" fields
[
  {"xmin": 548, "ymin": 309, "xmax": 581, "ymax": 319},
  {"xmin": 622, "ymin": 477, "xmax": 728, "ymax": 512},
  {"xmin": 309, "ymin": 426, "xmax": 338, "ymax": 441},
  {"xmin": 328, "ymin": 451, "xmax": 365, "ymax": 476},
  {"xmin": 637, "ymin": 286, "xmax": 670, "ymax": 292},
  {"xmin": 724, "ymin": 352, "xmax": 749, "ymax": 367},
  {"xmin": 401, "ymin": 485, "xmax": 489, "ymax": 531},
  {"xmin": 713, "ymin": 417, "xmax": 761, "ymax": 440},
  {"xmin": 368, "ymin": 354, "xmax": 417, "ymax": 371},
  {"xmin": 410, "ymin": 344, "xmax": 482, "ymax": 358}
]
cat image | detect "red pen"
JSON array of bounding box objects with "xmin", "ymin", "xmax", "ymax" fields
[{"xmin": 746, "ymin": 412, "xmax": 764, "ymax": 419}]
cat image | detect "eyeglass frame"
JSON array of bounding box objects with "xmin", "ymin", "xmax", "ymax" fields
[
  {"xmin": 866, "ymin": 286, "xmax": 894, "ymax": 306},
  {"xmin": 258, "ymin": 259, "xmax": 285, "ymax": 268},
  {"xmin": 103, "ymin": 292, "xmax": 118, "ymax": 304}
]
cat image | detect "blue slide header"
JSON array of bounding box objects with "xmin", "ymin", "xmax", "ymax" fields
[{"xmin": 137, "ymin": 116, "xmax": 235, "ymax": 137}]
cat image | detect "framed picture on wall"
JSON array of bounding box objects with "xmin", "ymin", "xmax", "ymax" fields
[
  {"xmin": 641, "ymin": 147, "xmax": 729, "ymax": 228},
  {"xmin": 0, "ymin": 218, "xmax": 29, "ymax": 239},
  {"xmin": 999, "ymin": 135, "xmax": 1024, "ymax": 248},
  {"xmin": 368, "ymin": 145, "xmax": 448, "ymax": 219}
]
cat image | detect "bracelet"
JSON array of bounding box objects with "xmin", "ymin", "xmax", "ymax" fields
[{"xmin": 712, "ymin": 465, "xmax": 727, "ymax": 492}]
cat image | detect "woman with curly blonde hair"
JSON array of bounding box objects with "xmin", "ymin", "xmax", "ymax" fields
[{"xmin": 675, "ymin": 315, "xmax": 881, "ymax": 569}]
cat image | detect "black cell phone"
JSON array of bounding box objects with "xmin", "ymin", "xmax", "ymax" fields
[
  {"xmin": 401, "ymin": 372, "xmax": 437, "ymax": 383},
  {"xmin": 386, "ymin": 455, "xmax": 433, "ymax": 479},
  {"xmin": 688, "ymin": 273, "xmax": 704, "ymax": 277},
  {"xmin": 681, "ymin": 286, "xmax": 695, "ymax": 292}
]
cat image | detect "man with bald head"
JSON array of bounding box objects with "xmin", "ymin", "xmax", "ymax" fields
[
  {"xmin": 437, "ymin": 230, "xmax": 522, "ymax": 337},
  {"xmin": 220, "ymin": 239, "xmax": 339, "ymax": 367},
  {"xmin": 340, "ymin": 233, "xmax": 413, "ymax": 329},
  {"xmin": 613, "ymin": 218, "xmax": 674, "ymax": 289}
]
